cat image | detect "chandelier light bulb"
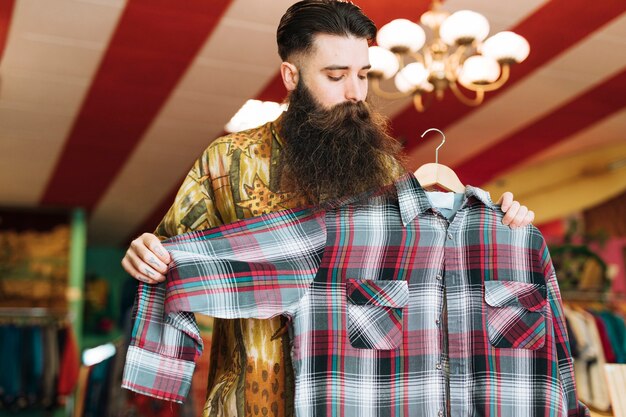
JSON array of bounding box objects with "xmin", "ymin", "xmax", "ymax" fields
[
  {"xmin": 394, "ymin": 62, "xmax": 429, "ymax": 93},
  {"xmin": 394, "ymin": 71, "xmax": 415, "ymax": 93},
  {"xmin": 377, "ymin": 19, "xmax": 426, "ymax": 53},
  {"xmin": 225, "ymin": 100, "xmax": 287, "ymax": 133},
  {"xmin": 420, "ymin": 9, "xmax": 449, "ymax": 31},
  {"xmin": 458, "ymin": 55, "xmax": 500, "ymax": 86},
  {"xmin": 440, "ymin": 10, "xmax": 490, "ymax": 45},
  {"xmin": 400, "ymin": 62, "xmax": 430, "ymax": 86},
  {"xmin": 481, "ymin": 31, "xmax": 530, "ymax": 63},
  {"xmin": 368, "ymin": 46, "xmax": 400, "ymax": 79}
]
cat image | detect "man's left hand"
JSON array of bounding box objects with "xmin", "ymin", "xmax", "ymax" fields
[{"xmin": 497, "ymin": 192, "xmax": 535, "ymax": 229}]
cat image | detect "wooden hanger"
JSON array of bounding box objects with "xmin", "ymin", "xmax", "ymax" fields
[{"xmin": 414, "ymin": 128, "xmax": 465, "ymax": 193}]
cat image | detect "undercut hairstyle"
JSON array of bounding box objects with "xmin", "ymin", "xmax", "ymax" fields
[{"xmin": 276, "ymin": 0, "xmax": 377, "ymax": 61}]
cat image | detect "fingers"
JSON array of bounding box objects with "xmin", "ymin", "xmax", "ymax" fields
[
  {"xmin": 121, "ymin": 256, "xmax": 160, "ymax": 284},
  {"xmin": 509, "ymin": 205, "xmax": 529, "ymax": 228},
  {"xmin": 497, "ymin": 192, "xmax": 514, "ymax": 212},
  {"xmin": 502, "ymin": 202, "xmax": 534, "ymax": 229},
  {"xmin": 129, "ymin": 249, "xmax": 165, "ymax": 280},
  {"xmin": 130, "ymin": 236, "xmax": 168, "ymax": 275},
  {"xmin": 501, "ymin": 201, "xmax": 520, "ymax": 227},
  {"xmin": 522, "ymin": 210, "xmax": 535, "ymax": 227},
  {"xmin": 142, "ymin": 233, "xmax": 171, "ymax": 264},
  {"xmin": 121, "ymin": 233, "xmax": 170, "ymax": 284},
  {"xmin": 137, "ymin": 233, "xmax": 172, "ymax": 265}
]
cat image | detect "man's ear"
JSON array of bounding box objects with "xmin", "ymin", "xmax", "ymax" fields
[{"xmin": 280, "ymin": 61, "xmax": 299, "ymax": 92}]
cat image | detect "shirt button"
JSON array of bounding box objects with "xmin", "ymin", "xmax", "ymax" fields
[
  {"xmin": 438, "ymin": 411, "xmax": 444, "ymax": 417},
  {"xmin": 436, "ymin": 362, "xmax": 442, "ymax": 370},
  {"xmin": 435, "ymin": 319, "xmax": 440, "ymax": 326},
  {"xmin": 447, "ymin": 233, "xmax": 453, "ymax": 240},
  {"xmin": 436, "ymin": 274, "xmax": 442, "ymax": 281}
]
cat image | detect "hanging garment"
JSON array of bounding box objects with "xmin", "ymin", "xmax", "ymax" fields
[
  {"xmin": 0, "ymin": 323, "xmax": 64, "ymax": 410},
  {"xmin": 42, "ymin": 324, "xmax": 59, "ymax": 408},
  {"xmin": 24, "ymin": 326, "xmax": 45, "ymax": 407},
  {"xmin": 123, "ymin": 172, "xmax": 588, "ymax": 417},
  {"xmin": 592, "ymin": 313, "xmax": 617, "ymax": 363},
  {"xmin": 598, "ymin": 311, "xmax": 626, "ymax": 363},
  {"xmin": 566, "ymin": 319, "xmax": 580, "ymax": 358},
  {"xmin": 580, "ymin": 309, "xmax": 611, "ymax": 410},
  {"xmin": 57, "ymin": 326, "xmax": 80, "ymax": 397},
  {"xmin": 565, "ymin": 306, "xmax": 611, "ymax": 411},
  {"xmin": 0, "ymin": 325, "xmax": 22, "ymax": 408},
  {"xmin": 83, "ymin": 356, "xmax": 114, "ymax": 417},
  {"xmin": 564, "ymin": 307, "xmax": 597, "ymax": 409}
]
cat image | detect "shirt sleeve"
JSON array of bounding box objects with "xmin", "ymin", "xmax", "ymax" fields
[
  {"xmin": 537, "ymin": 237, "xmax": 590, "ymax": 417},
  {"xmin": 154, "ymin": 152, "xmax": 224, "ymax": 240},
  {"xmin": 122, "ymin": 207, "xmax": 326, "ymax": 403}
]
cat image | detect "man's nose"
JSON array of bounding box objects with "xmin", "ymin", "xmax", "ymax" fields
[{"xmin": 344, "ymin": 76, "xmax": 365, "ymax": 102}]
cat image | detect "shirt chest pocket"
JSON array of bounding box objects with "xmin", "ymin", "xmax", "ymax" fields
[
  {"xmin": 346, "ymin": 278, "xmax": 409, "ymax": 350},
  {"xmin": 484, "ymin": 280, "xmax": 547, "ymax": 350}
]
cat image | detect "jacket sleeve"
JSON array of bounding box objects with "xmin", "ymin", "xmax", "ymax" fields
[
  {"xmin": 154, "ymin": 150, "xmax": 224, "ymax": 240},
  {"xmin": 122, "ymin": 207, "xmax": 326, "ymax": 402},
  {"xmin": 538, "ymin": 237, "xmax": 590, "ymax": 417}
]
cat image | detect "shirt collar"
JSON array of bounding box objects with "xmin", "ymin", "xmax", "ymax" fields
[
  {"xmin": 270, "ymin": 113, "xmax": 286, "ymax": 147},
  {"xmin": 395, "ymin": 173, "xmax": 431, "ymax": 226},
  {"xmin": 465, "ymin": 185, "xmax": 497, "ymax": 212},
  {"xmin": 395, "ymin": 172, "xmax": 496, "ymax": 226}
]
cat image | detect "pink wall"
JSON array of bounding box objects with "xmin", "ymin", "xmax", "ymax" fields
[
  {"xmin": 538, "ymin": 218, "xmax": 626, "ymax": 295},
  {"xmin": 590, "ymin": 238, "xmax": 626, "ymax": 294}
]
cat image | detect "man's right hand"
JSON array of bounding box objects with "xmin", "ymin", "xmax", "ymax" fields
[{"xmin": 121, "ymin": 233, "xmax": 171, "ymax": 284}]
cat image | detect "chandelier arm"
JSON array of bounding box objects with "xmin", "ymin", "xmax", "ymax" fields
[
  {"xmin": 413, "ymin": 92, "xmax": 434, "ymax": 112},
  {"xmin": 448, "ymin": 81, "xmax": 485, "ymax": 106},
  {"xmin": 369, "ymin": 76, "xmax": 414, "ymax": 100},
  {"xmin": 451, "ymin": 44, "xmax": 468, "ymax": 63},
  {"xmin": 406, "ymin": 51, "xmax": 426, "ymax": 66},
  {"xmin": 459, "ymin": 63, "xmax": 511, "ymax": 92},
  {"xmin": 394, "ymin": 52, "xmax": 406, "ymax": 70},
  {"xmin": 445, "ymin": 44, "xmax": 468, "ymax": 81}
]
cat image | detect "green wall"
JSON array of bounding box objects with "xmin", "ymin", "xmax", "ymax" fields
[{"xmin": 83, "ymin": 245, "xmax": 129, "ymax": 347}]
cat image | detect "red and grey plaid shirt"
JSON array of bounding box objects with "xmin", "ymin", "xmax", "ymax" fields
[{"xmin": 122, "ymin": 173, "xmax": 588, "ymax": 417}]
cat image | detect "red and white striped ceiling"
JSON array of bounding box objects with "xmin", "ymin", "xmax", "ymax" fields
[{"xmin": 0, "ymin": 0, "xmax": 624, "ymax": 245}]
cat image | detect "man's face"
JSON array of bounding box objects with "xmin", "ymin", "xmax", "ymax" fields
[
  {"xmin": 279, "ymin": 64, "xmax": 403, "ymax": 204},
  {"xmin": 297, "ymin": 34, "xmax": 371, "ymax": 109}
]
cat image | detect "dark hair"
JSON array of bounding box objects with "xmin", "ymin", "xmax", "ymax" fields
[{"xmin": 276, "ymin": 0, "xmax": 377, "ymax": 61}]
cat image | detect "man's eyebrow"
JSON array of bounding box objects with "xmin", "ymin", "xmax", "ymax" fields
[{"xmin": 323, "ymin": 65, "xmax": 372, "ymax": 71}]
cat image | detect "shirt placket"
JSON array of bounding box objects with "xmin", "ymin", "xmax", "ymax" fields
[
  {"xmin": 442, "ymin": 207, "xmax": 471, "ymax": 417},
  {"xmin": 428, "ymin": 210, "xmax": 451, "ymax": 417}
]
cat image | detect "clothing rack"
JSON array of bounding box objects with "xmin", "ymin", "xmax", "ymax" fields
[
  {"xmin": 561, "ymin": 291, "xmax": 626, "ymax": 303},
  {"xmin": 0, "ymin": 307, "xmax": 60, "ymax": 316},
  {"xmin": 0, "ymin": 307, "xmax": 72, "ymax": 326},
  {"xmin": 0, "ymin": 307, "xmax": 78, "ymax": 417}
]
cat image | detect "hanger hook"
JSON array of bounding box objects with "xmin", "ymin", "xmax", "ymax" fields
[{"xmin": 420, "ymin": 128, "xmax": 446, "ymax": 165}]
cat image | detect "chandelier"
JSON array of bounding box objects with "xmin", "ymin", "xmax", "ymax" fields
[{"xmin": 368, "ymin": 1, "xmax": 530, "ymax": 112}]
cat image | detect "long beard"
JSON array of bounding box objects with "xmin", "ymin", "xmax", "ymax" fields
[{"xmin": 278, "ymin": 81, "xmax": 404, "ymax": 204}]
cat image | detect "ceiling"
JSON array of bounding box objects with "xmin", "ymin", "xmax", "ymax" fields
[{"xmin": 0, "ymin": 0, "xmax": 624, "ymax": 245}]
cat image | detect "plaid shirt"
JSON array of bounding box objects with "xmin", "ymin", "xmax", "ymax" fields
[{"xmin": 123, "ymin": 173, "xmax": 588, "ymax": 417}]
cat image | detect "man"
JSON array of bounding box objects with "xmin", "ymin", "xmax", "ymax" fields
[{"xmin": 121, "ymin": 1, "xmax": 534, "ymax": 416}]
